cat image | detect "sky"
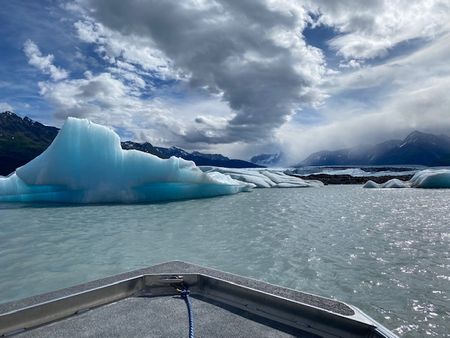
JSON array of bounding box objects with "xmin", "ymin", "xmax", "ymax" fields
[{"xmin": 1, "ymin": 0, "xmax": 450, "ymax": 164}]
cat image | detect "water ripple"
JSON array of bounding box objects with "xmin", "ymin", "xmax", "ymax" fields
[{"xmin": 0, "ymin": 186, "xmax": 449, "ymax": 337}]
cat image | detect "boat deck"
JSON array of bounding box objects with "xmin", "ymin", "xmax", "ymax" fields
[
  {"xmin": 15, "ymin": 295, "xmax": 318, "ymax": 338},
  {"xmin": 0, "ymin": 261, "xmax": 397, "ymax": 338}
]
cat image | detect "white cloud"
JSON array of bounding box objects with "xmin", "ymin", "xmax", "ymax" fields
[
  {"xmin": 25, "ymin": 0, "xmax": 450, "ymax": 161},
  {"xmin": 74, "ymin": 20, "xmax": 178, "ymax": 79},
  {"xmin": 0, "ymin": 102, "xmax": 13, "ymax": 112},
  {"xmin": 36, "ymin": 69, "xmax": 232, "ymax": 147},
  {"xmin": 327, "ymin": 32, "xmax": 450, "ymax": 94},
  {"xmin": 23, "ymin": 40, "xmax": 69, "ymax": 81},
  {"xmin": 78, "ymin": 0, "xmax": 327, "ymax": 144},
  {"xmin": 279, "ymin": 32, "xmax": 450, "ymax": 164},
  {"xmin": 338, "ymin": 59, "xmax": 361, "ymax": 69},
  {"xmin": 309, "ymin": 0, "xmax": 450, "ymax": 60}
]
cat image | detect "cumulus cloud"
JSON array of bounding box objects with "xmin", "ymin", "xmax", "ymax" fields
[
  {"xmin": 308, "ymin": 0, "xmax": 450, "ymax": 60},
  {"xmin": 79, "ymin": 0, "xmax": 327, "ymax": 144},
  {"xmin": 21, "ymin": 0, "xmax": 450, "ymax": 162},
  {"xmin": 338, "ymin": 59, "xmax": 362, "ymax": 69},
  {"xmin": 73, "ymin": 20, "xmax": 177, "ymax": 80},
  {"xmin": 23, "ymin": 40, "xmax": 69, "ymax": 81},
  {"xmin": 37, "ymin": 69, "xmax": 234, "ymax": 149},
  {"xmin": 38, "ymin": 71, "xmax": 177, "ymax": 143}
]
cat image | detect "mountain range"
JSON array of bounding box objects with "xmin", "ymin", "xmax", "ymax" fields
[
  {"xmin": 0, "ymin": 111, "xmax": 260, "ymax": 176},
  {"xmin": 122, "ymin": 141, "xmax": 260, "ymax": 168},
  {"xmin": 0, "ymin": 111, "xmax": 59, "ymax": 176},
  {"xmin": 298, "ymin": 130, "xmax": 450, "ymax": 167},
  {"xmin": 3, "ymin": 111, "xmax": 450, "ymax": 175}
]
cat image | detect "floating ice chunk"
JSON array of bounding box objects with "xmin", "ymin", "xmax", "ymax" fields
[
  {"xmin": 382, "ymin": 179, "xmax": 410, "ymax": 188},
  {"xmin": 229, "ymin": 173, "xmax": 273, "ymax": 188},
  {"xmin": 202, "ymin": 167, "xmax": 275, "ymax": 188},
  {"xmin": 276, "ymin": 182, "xmax": 307, "ymax": 188},
  {"xmin": 206, "ymin": 171, "xmax": 255, "ymax": 191},
  {"xmin": 364, "ymin": 169, "xmax": 450, "ymax": 189},
  {"xmin": 201, "ymin": 167, "xmax": 323, "ymax": 188},
  {"xmin": 0, "ymin": 118, "xmax": 249, "ymax": 203},
  {"xmin": 363, "ymin": 179, "xmax": 409, "ymax": 188},
  {"xmin": 363, "ymin": 180, "xmax": 380, "ymax": 188},
  {"xmin": 410, "ymin": 169, "xmax": 450, "ymax": 188}
]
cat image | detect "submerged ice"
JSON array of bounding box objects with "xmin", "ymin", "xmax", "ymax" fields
[
  {"xmin": 364, "ymin": 169, "xmax": 450, "ymax": 189},
  {"xmin": 0, "ymin": 118, "xmax": 249, "ymax": 203}
]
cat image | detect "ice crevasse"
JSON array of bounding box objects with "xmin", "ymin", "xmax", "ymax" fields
[{"xmin": 0, "ymin": 118, "xmax": 251, "ymax": 203}]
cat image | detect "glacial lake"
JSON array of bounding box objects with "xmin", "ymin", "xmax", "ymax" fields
[{"xmin": 0, "ymin": 185, "xmax": 449, "ymax": 337}]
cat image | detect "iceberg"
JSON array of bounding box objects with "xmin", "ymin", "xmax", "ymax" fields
[
  {"xmin": 201, "ymin": 167, "xmax": 324, "ymax": 188},
  {"xmin": 0, "ymin": 118, "xmax": 250, "ymax": 203},
  {"xmin": 363, "ymin": 180, "xmax": 380, "ymax": 189},
  {"xmin": 363, "ymin": 179, "xmax": 410, "ymax": 189},
  {"xmin": 409, "ymin": 169, "xmax": 450, "ymax": 188},
  {"xmin": 363, "ymin": 169, "xmax": 450, "ymax": 189}
]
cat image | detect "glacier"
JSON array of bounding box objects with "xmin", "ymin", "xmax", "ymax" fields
[
  {"xmin": 0, "ymin": 118, "xmax": 251, "ymax": 203},
  {"xmin": 363, "ymin": 169, "xmax": 450, "ymax": 189}
]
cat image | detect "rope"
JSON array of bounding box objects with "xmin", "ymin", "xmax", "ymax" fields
[{"xmin": 178, "ymin": 287, "xmax": 195, "ymax": 338}]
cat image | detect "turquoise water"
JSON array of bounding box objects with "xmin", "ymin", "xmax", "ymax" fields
[{"xmin": 0, "ymin": 186, "xmax": 449, "ymax": 337}]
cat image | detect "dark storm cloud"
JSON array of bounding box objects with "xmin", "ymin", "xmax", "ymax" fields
[{"xmin": 82, "ymin": 0, "xmax": 325, "ymax": 144}]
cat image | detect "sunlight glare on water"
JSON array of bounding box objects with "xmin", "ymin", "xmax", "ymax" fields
[{"xmin": 0, "ymin": 185, "xmax": 449, "ymax": 337}]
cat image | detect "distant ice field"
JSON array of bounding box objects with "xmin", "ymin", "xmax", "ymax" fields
[
  {"xmin": 0, "ymin": 186, "xmax": 449, "ymax": 337},
  {"xmin": 292, "ymin": 167, "xmax": 421, "ymax": 177}
]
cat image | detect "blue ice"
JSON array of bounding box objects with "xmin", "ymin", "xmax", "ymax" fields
[
  {"xmin": 363, "ymin": 169, "xmax": 450, "ymax": 189},
  {"xmin": 0, "ymin": 118, "xmax": 249, "ymax": 203}
]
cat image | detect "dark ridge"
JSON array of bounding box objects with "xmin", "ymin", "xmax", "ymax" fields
[
  {"xmin": 0, "ymin": 111, "xmax": 262, "ymax": 176},
  {"xmin": 0, "ymin": 111, "xmax": 58, "ymax": 175}
]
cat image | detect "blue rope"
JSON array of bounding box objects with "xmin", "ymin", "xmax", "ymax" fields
[{"xmin": 179, "ymin": 288, "xmax": 195, "ymax": 338}]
